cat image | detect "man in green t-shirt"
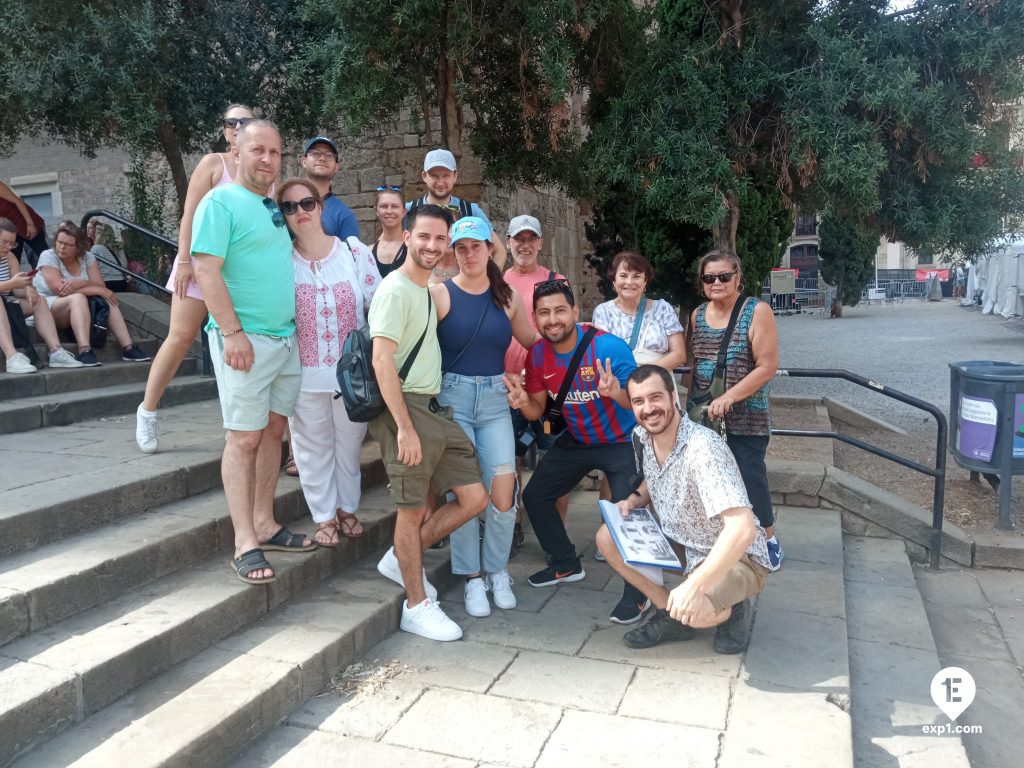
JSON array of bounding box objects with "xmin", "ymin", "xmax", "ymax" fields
[
  {"xmin": 193, "ymin": 119, "xmax": 312, "ymax": 587},
  {"xmin": 368, "ymin": 203, "xmax": 487, "ymax": 642}
]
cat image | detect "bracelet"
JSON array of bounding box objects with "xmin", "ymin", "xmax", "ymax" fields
[
  {"xmin": 221, "ymin": 328, "xmax": 244, "ymax": 337},
  {"xmin": 175, "ymin": 260, "xmax": 192, "ymax": 266}
]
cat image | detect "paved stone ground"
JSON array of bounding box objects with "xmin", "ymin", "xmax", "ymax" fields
[
  {"xmin": 772, "ymin": 299, "xmax": 1023, "ymax": 431},
  {"xmin": 914, "ymin": 565, "xmax": 1024, "ymax": 768},
  {"xmin": 236, "ymin": 501, "xmax": 854, "ymax": 768}
]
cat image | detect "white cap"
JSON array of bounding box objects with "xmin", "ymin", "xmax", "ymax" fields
[
  {"xmin": 423, "ymin": 148, "xmax": 457, "ymax": 172},
  {"xmin": 507, "ymin": 215, "xmax": 542, "ymax": 238}
]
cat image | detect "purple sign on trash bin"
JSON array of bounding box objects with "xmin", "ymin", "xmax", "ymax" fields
[{"xmin": 957, "ymin": 395, "xmax": 997, "ymax": 462}]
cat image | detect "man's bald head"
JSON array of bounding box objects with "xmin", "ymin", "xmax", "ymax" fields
[{"xmin": 236, "ymin": 119, "xmax": 280, "ymax": 148}]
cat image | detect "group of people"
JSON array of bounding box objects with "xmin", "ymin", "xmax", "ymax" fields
[
  {"xmin": 1, "ymin": 208, "xmax": 150, "ymax": 373},
  {"xmin": 68, "ymin": 103, "xmax": 784, "ymax": 656}
]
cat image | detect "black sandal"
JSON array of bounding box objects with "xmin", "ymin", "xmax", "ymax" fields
[
  {"xmin": 231, "ymin": 548, "xmax": 276, "ymax": 585},
  {"xmin": 261, "ymin": 526, "xmax": 317, "ymax": 552}
]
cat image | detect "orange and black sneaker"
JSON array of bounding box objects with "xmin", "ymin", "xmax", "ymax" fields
[
  {"xmin": 610, "ymin": 596, "xmax": 652, "ymax": 625},
  {"xmin": 528, "ymin": 559, "xmax": 586, "ymax": 587}
]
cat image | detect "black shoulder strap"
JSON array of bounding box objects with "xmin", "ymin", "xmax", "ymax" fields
[
  {"xmin": 397, "ymin": 290, "xmax": 433, "ymax": 381},
  {"xmin": 459, "ymin": 198, "xmax": 473, "ymax": 220},
  {"xmin": 716, "ymin": 296, "xmax": 747, "ymax": 369},
  {"xmin": 553, "ymin": 326, "xmax": 599, "ymax": 411},
  {"xmin": 547, "ymin": 270, "xmax": 555, "ymax": 280}
]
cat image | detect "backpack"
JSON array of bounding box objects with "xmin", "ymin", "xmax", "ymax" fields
[
  {"xmin": 336, "ymin": 291, "xmax": 432, "ymax": 422},
  {"xmin": 411, "ymin": 195, "xmax": 474, "ymax": 221},
  {"xmin": 88, "ymin": 296, "xmax": 110, "ymax": 349}
]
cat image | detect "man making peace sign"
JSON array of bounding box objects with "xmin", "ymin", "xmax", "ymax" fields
[{"xmin": 503, "ymin": 278, "xmax": 651, "ymax": 625}]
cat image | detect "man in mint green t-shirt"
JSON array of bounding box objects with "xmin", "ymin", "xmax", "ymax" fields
[
  {"xmin": 368, "ymin": 204, "xmax": 487, "ymax": 642},
  {"xmin": 193, "ymin": 119, "xmax": 312, "ymax": 587}
]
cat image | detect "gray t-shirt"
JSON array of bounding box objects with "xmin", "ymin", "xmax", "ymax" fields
[{"xmin": 33, "ymin": 249, "xmax": 96, "ymax": 297}]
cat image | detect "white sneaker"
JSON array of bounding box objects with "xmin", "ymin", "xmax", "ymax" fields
[
  {"xmin": 5, "ymin": 352, "xmax": 37, "ymax": 374},
  {"xmin": 48, "ymin": 348, "xmax": 85, "ymax": 368},
  {"xmin": 377, "ymin": 546, "xmax": 438, "ymax": 601},
  {"xmin": 135, "ymin": 404, "xmax": 160, "ymax": 454},
  {"xmin": 488, "ymin": 570, "xmax": 517, "ymax": 610},
  {"xmin": 464, "ymin": 577, "xmax": 491, "ymax": 617},
  {"xmin": 400, "ymin": 598, "xmax": 462, "ymax": 641}
]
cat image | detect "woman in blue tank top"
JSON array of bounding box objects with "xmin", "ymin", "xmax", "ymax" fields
[{"xmin": 432, "ymin": 217, "xmax": 537, "ymax": 619}]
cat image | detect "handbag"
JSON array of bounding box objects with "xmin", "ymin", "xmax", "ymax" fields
[
  {"xmin": 543, "ymin": 326, "xmax": 599, "ymax": 436},
  {"xmin": 686, "ymin": 297, "xmax": 747, "ymax": 435},
  {"xmin": 87, "ymin": 296, "xmax": 110, "ymax": 350},
  {"xmin": 336, "ymin": 291, "xmax": 432, "ymax": 423}
]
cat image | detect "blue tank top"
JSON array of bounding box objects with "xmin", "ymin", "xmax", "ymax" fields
[{"xmin": 438, "ymin": 281, "xmax": 512, "ymax": 376}]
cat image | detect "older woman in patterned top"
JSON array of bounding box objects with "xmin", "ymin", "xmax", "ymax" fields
[
  {"xmin": 688, "ymin": 249, "xmax": 782, "ymax": 570},
  {"xmin": 278, "ymin": 178, "xmax": 382, "ymax": 546}
]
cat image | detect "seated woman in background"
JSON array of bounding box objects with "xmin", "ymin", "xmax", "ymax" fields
[
  {"xmin": 278, "ymin": 178, "xmax": 382, "ymax": 546},
  {"xmin": 86, "ymin": 220, "xmax": 131, "ymax": 293},
  {"xmin": 32, "ymin": 221, "xmax": 151, "ymax": 367}
]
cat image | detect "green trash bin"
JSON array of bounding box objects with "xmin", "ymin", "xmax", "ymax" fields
[{"xmin": 948, "ymin": 360, "xmax": 1024, "ymax": 528}]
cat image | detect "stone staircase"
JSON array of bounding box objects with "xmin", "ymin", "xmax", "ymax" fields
[{"xmin": 0, "ymin": 366, "xmax": 982, "ymax": 766}]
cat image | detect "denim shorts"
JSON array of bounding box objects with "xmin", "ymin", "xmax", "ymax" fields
[{"xmin": 209, "ymin": 330, "xmax": 301, "ymax": 431}]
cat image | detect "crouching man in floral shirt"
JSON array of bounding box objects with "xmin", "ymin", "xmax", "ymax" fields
[{"xmin": 596, "ymin": 364, "xmax": 772, "ymax": 654}]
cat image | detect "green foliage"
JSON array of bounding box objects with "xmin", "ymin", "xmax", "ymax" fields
[
  {"xmin": 819, "ymin": 215, "xmax": 878, "ymax": 314},
  {"xmin": 113, "ymin": 154, "xmax": 177, "ymax": 283},
  {"xmin": 305, "ymin": 0, "xmax": 645, "ymax": 191},
  {"xmin": 0, "ymin": 1, "xmax": 322, "ymax": 208}
]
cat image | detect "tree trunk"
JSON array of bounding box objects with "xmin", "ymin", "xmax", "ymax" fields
[
  {"xmin": 155, "ymin": 120, "xmax": 189, "ymax": 217},
  {"xmin": 711, "ymin": 188, "xmax": 740, "ymax": 253},
  {"xmin": 830, "ymin": 294, "xmax": 844, "ymax": 318},
  {"xmin": 436, "ymin": 2, "xmax": 462, "ymax": 153}
]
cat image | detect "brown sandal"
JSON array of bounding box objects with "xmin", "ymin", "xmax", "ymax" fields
[
  {"xmin": 336, "ymin": 510, "xmax": 364, "ymax": 539},
  {"xmin": 314, "ymin": 520, "xmax": 341, "ymax": 548}
]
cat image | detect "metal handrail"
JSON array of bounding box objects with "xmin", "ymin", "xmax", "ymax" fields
[
  {"xmin": 80, "ymin": 210, "xmax": 212, "ymax": 375},
  {"xmin": 678, "ymin": 366, "xmax": 948, "ymax": 568}
]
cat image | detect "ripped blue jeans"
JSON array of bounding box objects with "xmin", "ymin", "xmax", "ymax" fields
[{"xmin": 438, "ymin": 372, "xmax": 517, "ymax": 575}]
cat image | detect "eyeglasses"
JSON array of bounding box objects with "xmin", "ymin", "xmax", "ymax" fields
[
  {"xmin": 305, "ymin": 150, "xmax": 337, "ymax": 161},
  {"xmin": 700, "ymin": 272, "xmax": 735, "ymax": 284},
  {"xmin": 223, "ymin": 117, "xmax": 253, "ymax": 130},
  {"xmin": 533, "ymin": 277, "xmax": 571, "ymax": 295},
  {"xmin": 279, "ymin": 197, "xmax": 317, "ymax": 216},
  {"xmin": 376, "ymin": 185, "xmax": 402, "ymax": 192},
  {"xmin": 262, "ymin": 198, "xmax": 286, "ymax": 228}
]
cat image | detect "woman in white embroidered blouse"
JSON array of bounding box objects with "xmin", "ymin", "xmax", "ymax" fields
[
  {"xmin": 277, "ymin": 178, "xmax": 382, "ymax": 546},
  {"xmin": 591, "ymin": 250, "xmax": 685, "ymax": 369}
]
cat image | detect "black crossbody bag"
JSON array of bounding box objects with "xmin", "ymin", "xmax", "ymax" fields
[
  {"xmin": 543, "ymin": 326, "xmax": 599, "ymax": 436},
  {"xmin": 685, "ymin": 297, "xmax": 747, "ymax": 434}
]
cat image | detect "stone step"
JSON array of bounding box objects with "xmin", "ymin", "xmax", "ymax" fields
[
  {"xmin": 0, "ymin": 354, "xmax": 197, "ymax": 401},
  {"xmin": 0, "ymin": 442, "xmax": 387, "ymax": 645},
  {"xmin": 0, "ymin": 373, "xmax": 218, "ymax": 435},
  {"xmin": 0, "ymin": 486, "xmax": 405, "ymax": 768},
  {"xmin": 844, "ymin": 535, "xmax": 970, "ymax": 767}
]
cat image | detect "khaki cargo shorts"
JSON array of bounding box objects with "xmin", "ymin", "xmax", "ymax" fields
[
  {"xmin": 702, "ymin": 554, "xmax": 769, "ymax": 613},
  {"xmin": 369, "ymin": 393, "xmax": 482, "ymax": 509}
]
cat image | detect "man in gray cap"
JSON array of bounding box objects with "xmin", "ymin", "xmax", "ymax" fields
[
  {"xmin": 300, "ymin": 135, "xmax": 359, "ymax": 240},
  {"xmin": 407, "ymin": 148, "xmax": 506, "ymax": 266}
]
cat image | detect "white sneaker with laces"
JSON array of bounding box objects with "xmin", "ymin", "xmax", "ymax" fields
[
  {"xmin": 5, "ymin": 352, "xmax": 37, "ymax": 374},
  {"xmin": 377, "ymin": 546, "xmax": 438, "ymax": 600},
  {"xmin": 464, "ymin": 577, "xmax": 491, "ymax": 617},
  {"xmin": 488, "ymin": 570, "xmax": 517, "ymax": 610},
  {"xmin": 48, "ymin": 348, "xmax": 85, "ymax": 368},
  {"xmin": 135, "ymin": 404, "xmax": 160, "ymax": 454},
  {"xmin": 400, "ymin": 598, "xmax": 463, "ymax": 641}
]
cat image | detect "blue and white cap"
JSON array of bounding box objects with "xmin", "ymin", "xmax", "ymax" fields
[{"xmin": 449, "ymin": 216, "xmax": 493, "ymax": 245}]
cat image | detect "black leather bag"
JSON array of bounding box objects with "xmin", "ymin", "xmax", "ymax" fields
[
  {"xmin": 87, "ymin": 296, "xmax": 110, "ymax": 350},
  {"xmin": 336, "ymin": 292, "xmax": 431, "ymax": 423},
  {"xmin": 686, "ymin": 297, "xmax": 746, "ymax": 435}
]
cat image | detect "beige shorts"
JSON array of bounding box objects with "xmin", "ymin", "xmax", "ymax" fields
[
  {"xmin": 209, "ymin": 330, "xmax": 301, "ymax": 431},
  {"xmin": 369, "ymin": 393, "xmax": 482, "ymax": 509},
  {"xmin": 702, "ymin": 554, "xmax": 769, "ymax": 613}
]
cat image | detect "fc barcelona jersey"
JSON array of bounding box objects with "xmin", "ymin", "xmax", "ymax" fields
[{"xmin": 525, "ymin": 325, "xmax": 637, "ymax": 444}]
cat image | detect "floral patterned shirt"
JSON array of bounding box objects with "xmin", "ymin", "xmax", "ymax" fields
[
  {"xmin": 293, "ymin": 236, "xmax": 382, "ymax": 392},
  {"xmin": 592, "ymin": 297, "xmax": 683, "ymax": 365},
  {"xmin": 636, "ymin": 415, "xmax": 771, "ymax": 573}
]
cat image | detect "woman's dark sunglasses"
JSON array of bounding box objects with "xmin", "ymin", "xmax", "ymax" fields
[
  {"xmin": 700, "ymin": 272, "xmax": 735, "ymax": 284},
  {"xmin": 279, "ymin": 197, "xmax": 318, "ymax": 216},
  {"xmin": 223, "ymin": 117, "xmax": 253, "ymax": 129}
]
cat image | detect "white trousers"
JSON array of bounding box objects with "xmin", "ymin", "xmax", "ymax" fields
[{"xmin": 288, "ymin": 390, "xmax": 366, "ymax": 523}]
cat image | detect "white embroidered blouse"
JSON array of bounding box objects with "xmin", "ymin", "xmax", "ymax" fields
[
  {"xmin": 293, "ymin": 236, "xmax": 382, "ymax": 392},
  {"xmin": 592, "ymin": 297, "xmax": 683, "ymax": 365}
]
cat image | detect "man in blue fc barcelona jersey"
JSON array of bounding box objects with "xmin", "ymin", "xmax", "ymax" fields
[{"xmin": 503, "ymin": 278, "xmax": 651, "ymax": 624}]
